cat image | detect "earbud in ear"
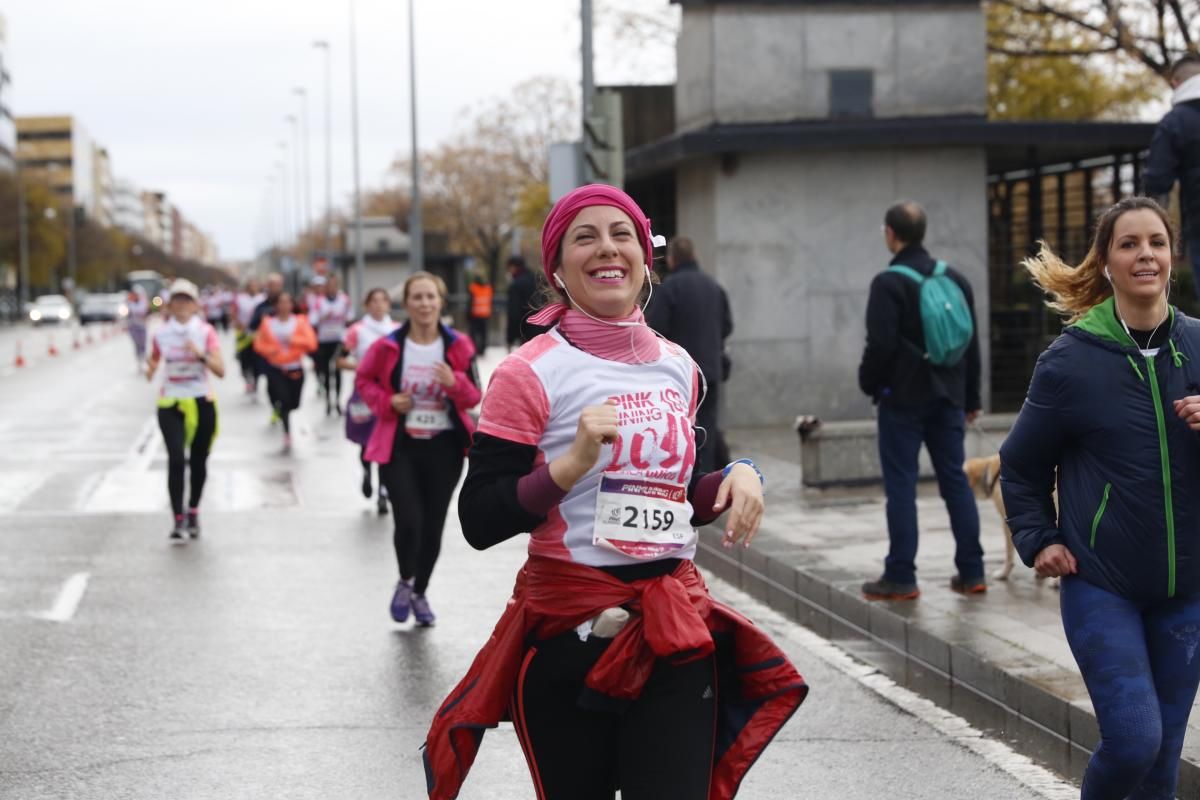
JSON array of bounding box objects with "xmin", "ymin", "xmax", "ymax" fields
[
  {"xmin": 1104, "ymin": 267, "xmax": 1112, "ymax": 281},
  {"xmin": 553, "ymin": 273, "xmax": 565, "ymax": 289}
]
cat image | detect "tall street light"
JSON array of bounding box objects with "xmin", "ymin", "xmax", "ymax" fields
[
  {"xmin": 348, "ymin": 0, "xmax": 365, "ymax": 302},
  {"xmin": 293, "ymin": 87, "xmax": 314, "ymax": 265},
  {"xmin": 285, "ymin": 113, "xmax": 303, "ymax": 263},
  {"xmin": 408, "ymin": 0, "xmax": 422, "ymax": 274},
  {"xmin": 276, "ymin": 147, "xmax": 291, "ymax": 260},
  {"xmin": 313, "ymin": 40, "xmax": 334, "ymax": 265}
]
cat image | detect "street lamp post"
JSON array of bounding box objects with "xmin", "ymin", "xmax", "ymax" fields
[
  {"xmin": 348, "ymin": 0, "xmax": 366, "ymax": 302},
  {"xmin": 313, "ymin": 40, "xmax": 334, "ymax": 266},
  {"xmin": 276, "ymin": 150, "xmax": 290, "ymax": 263},
  {"xmin": 16, "ymin": 171, "xmax": 29, "ymax": 309},
  {"xmin": 408, "ymin": 0, "xmax": 422, "ymax": 274},
  {"xmin": 293, "ymin": 87, "xmax": 314, "ymax": 265},
  {"xmin": 285, "ymin": 113, "xmax": 303, "ymax": 264}
]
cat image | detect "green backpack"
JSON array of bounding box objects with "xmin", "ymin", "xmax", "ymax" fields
[{"xmin": 887, "ymin": 261, "xmax": 973, "ymax": 367}]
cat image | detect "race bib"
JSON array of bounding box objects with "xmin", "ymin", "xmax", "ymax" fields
[
  {"xmin": 593, "ymin": 474, "xmax": 691, "ymax": 560},
  {"xmin": 165, "ymin": 359, "xmax": 205, "ymax": 383},
  {"xmin": 319, "ymin": 320, "xmax": 346, "ymax": 341},
  {"xmin": 405, "ymin": 405, "xmax": 452, "ymax": 439},
  {"xmin": 348, "ymin": 400, "xmax": 373, "ymax": 424}
]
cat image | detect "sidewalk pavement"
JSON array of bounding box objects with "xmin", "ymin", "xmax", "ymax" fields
[{"xmin": 707, "ymin": 426, "xmax": 1200, "ymax": 795}]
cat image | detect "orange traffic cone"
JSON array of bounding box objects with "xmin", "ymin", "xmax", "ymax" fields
[
  {"xmin": 14, "ymin": 340, "xmax": 25, "ymax": 367},
  {"xmin": 47, "ymin": 334, "xmax": 58, "ymax": 357},
  {"xmin": 72, "ymin": 330, "xmax": 81, "ymax": 350}
]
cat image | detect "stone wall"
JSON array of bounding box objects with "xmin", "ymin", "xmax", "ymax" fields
[
  {"xmin": 686, "ymin": 145, "xmax": 988, "ymax": 425},
  {"xmin": 676, "ymin": 5, "xmax": 986, "ymax": 130}
]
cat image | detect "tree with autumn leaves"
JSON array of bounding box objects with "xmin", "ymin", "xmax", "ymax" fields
[
  {"xmin": 988, "ymin": 0, "xmax": 1198, "ymax": 120},
  {"xmin": 363, "ymin": 76, "xmax": 576, "ymax": 289}
]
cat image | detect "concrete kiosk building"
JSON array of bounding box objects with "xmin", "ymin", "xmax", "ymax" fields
[{"xmin": 634, "ymin": 0, "xmax": 990, "ymax": 425}]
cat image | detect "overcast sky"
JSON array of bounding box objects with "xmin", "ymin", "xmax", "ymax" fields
[{"xmin": 2, "ymin": 0, "xmax": 676, "ymax": 262}]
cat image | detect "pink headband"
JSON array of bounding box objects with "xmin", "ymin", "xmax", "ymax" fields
[{"xmin": 529, "ymin": 184, "xmax": 653, "ymax": 326}]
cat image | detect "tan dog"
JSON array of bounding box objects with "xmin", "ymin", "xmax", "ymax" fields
[{"xmin": 963, "ymin": 454, "xmax": 1059, "ymax": 588}]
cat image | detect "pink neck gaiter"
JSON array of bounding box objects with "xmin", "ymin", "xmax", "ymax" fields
[{"xmin": 557, "ymin": 307, "xmax": 660, "ymax": 365}]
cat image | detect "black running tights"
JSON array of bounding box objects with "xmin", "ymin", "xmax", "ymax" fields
[
  {"xmin": 266, "ymin": 367, "xmax": 304, "ymax": 434},
  {"xmin": 379, "ymin": 432, "xmax": 462, "ymax": 595},
  {"xmin": 315, "ymin": 342, "xmax": 341, "ymax": 403},
  {"xmin": 157, "ymin": 400, "xmax": 217, "ymax": 517},
  {"xmin": 512, "ymin": 630, "xmax": 717, "ymax": 800}
]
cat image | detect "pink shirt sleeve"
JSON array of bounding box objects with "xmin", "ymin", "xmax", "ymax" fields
[
  {"xmin": 205, "ymin": 326, "xmax": 220, "ymax": 353},
  {"xmin": 476, "ymin": 357, "xmax": 550, "ymax": 447},
  {"xmin": 343, "ymin": 325, "xmax": 359, "ymax": 352}
]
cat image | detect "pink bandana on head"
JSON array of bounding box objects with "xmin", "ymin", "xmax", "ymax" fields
[{"xmin": 528, "ymin": 183, "xmax": 655, "ymax": 328}]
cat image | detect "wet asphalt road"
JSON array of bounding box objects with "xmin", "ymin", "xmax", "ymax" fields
[{"xmin": 0, "ymin": 324, "xmax": 1077, "ymax": 799}]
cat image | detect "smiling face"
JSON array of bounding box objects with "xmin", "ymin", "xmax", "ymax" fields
[
  {"xmin": 168, "ymin": 295, "xmax": 197, "ymax": 322},
  {"xmin": 404, "ymin": 277, "xmax": 443, "ymax": 328},
  {"xmin": 1107, "ymin": 209, "xmax": 1173, "ymax": 304},
  {"xmin": 557, "ymin": 205, "xmax": 646, "ymax": 319}
]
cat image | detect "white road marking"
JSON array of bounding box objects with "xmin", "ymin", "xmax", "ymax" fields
[
  {"xmin": 705, "ymin": 573, "xmax": 1080, "ymax": 800},
  {"xmin": 38, "ymin": 572, "xmax": 90, "ymax": 623}
]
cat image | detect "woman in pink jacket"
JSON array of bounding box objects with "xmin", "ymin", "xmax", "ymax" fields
[{"xmin": 355, "ymin": 271, "xmax": 481, "ymax": 626}]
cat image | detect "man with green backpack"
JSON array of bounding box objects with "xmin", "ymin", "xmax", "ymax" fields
[{"xmin": 858, "ymin": 201, "xmax": 984, "ymax": 601}]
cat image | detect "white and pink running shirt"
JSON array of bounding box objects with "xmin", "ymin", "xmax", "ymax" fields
[
  {"xmin": 314, "ymin": 291, "xmax": 352, "ymax": 343},
  {"xmin": 235, "ymin": 292, "xmax": 263, "ymax": 328},
  {"xmin": 344, "ymin": 316, "xmax": 399, "ymax": 363},
  {"xmin": 478, "ymin": 328, "xmax": 700, "ymax": 567},
  {"xmin": 401, "ymin": 338, "xmax": 453, "ymax": 439},
  {"xmin": 152, "ymin": 316, "xmax": 219, "ymax": 399}
]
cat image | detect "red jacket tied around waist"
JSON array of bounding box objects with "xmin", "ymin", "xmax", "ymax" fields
[{"xmin": 423, "ymin": 556, "xmax": 808, "ymax": 799}]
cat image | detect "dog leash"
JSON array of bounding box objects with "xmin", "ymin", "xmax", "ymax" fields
[{"xmin": 969, "ymin": 421, "xmax": 1004, "ymax": 451}]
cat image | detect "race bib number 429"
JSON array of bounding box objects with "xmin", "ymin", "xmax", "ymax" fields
[{"xmin": 593, "ymin": 474, "xmax": 691, "ymax": 560}]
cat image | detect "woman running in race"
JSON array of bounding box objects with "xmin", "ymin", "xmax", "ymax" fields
[
  {"xmin": 143, "ymin": 279, "xmax": 224, "ymax": 543},
  {"xmin": 312, "ymin": 273, "xmax": 352, "ymax": 416},
  {"xmin": 126, "ymin": 285, "xmax": 150, "ymax": 369},
  {"xmin": 423, "ymin": 185, "xmax": 807, "ymax": 800},
  {"xmin": 233, "ymin": 277, "xmax": 264, "ymax": 395},
  {"xmin": 254, "ymin": 291, "xmax": 317, "ymax": 453},
  {"xmin": 1002, "ymin": 197, "xmax": 1200, "ymax": 800},
  {"xmin": 338, "ymin": 287, "xmax": 399, "ymax": 515},
  {"xmin": 355, "ymin": 272, "xmax": 480, "ymax": 626}
]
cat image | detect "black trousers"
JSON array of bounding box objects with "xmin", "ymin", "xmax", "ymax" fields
[
  {"xmin": 512, "ymin": 630, "xmax": 717, "ymax": 800},
  {"xmin": 266, "ymin": 366, "xmax": 304, "ymax": 434},
  {"xmin": 468, "ymin": 316, "xmax": 489, "ymax": 355},
  {"xmin": 157, "ymin": 399, "xmax": 217, "ymax": 517},
  {"xmin": 314, "ymin": 341, "xmax": 341, "ymax": 402},
  {"xmin": 695, "ymin": 383, "xmax": 721, "ymax": 475},
  {"xmin": 380, "ymin": 431, "xmax": 462, "ymax": 595}
]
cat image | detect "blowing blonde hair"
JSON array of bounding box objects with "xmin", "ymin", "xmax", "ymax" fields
[{"xmin": 1023, "ymin": 197, "xmax": 1175, "ymax": 323}]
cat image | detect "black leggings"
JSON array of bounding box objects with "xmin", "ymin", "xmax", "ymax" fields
[
  {"xmin": 314, "ymin": 342, "xmax": 341, "ymax": 403},
  {"xmin": 379, "ymin": 432, "xmax": 462, "ymax": 595},
  {"xmin": 157, "ymin": 400, "xmax": 217, "ymax": 517},
  {"xmin": 512, "ymin": 631, "xmax": 717, "ymax": 800},
  {"xmin": 266, "ymin": 366, "xmax": 304, "ymax": 434},
  {"xmin": 236, "ymin": 342, "xmax": 257, "ymax": 384}
]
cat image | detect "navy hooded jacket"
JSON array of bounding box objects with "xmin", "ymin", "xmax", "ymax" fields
[{"xmin": 1000, "ymin": 298, "xmax": 1200, "ymax": 602}]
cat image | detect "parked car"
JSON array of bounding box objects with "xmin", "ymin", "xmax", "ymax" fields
[
  {"xmin": 78, "ymin": 293, "xmax": 129, "ymax": 324},
  {"xmin": 28, "ymin": 295, "xmax": 73, "ymax": 326}
]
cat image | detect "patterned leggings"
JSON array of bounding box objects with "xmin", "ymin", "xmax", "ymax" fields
[{"xmin": 1061, "ymin": 576, "xmax": 1200, "ymax": 799}]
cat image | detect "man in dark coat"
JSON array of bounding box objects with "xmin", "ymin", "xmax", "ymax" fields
[
  {"xmin": 645, "ymin": 236, "xmax": 733, "ymax": 474},
  {"xmin": 505, "ymin": 256, "xmax": 539, "ymax": 350},
  {"xmin": 858, "ymin": 201, "xmax": 984, "ymax": 601},
  {"xmin": 1144, "ymin": 55, "xmax": 1200, "ymax": 299}
]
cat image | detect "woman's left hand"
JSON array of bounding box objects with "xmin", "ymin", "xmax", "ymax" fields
[
  {"xmin": 1174, "ymin": 395, "xmax": 1200, "ymax": 430},
  {"xmin": 432, "ymin": 363, "xmax": 456, "ymax": 388},
  {"xmin": 713, "ymin": 464, "xmax": 764, "ymax": 549}
]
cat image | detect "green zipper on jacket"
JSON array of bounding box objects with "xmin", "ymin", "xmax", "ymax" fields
[
  {"xmin": 1089, "ymin": 483, "xmax": 1111, "ymax": 549},
  {"xmin": 1144, "ymin": 356, "xmax": 1178, "ymax": 598}
]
